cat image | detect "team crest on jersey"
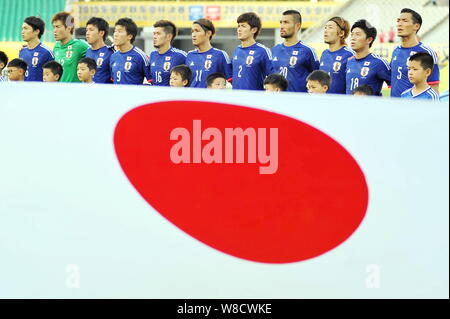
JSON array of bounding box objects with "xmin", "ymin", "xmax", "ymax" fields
[
  {"xmin": 66, "ymin": 50, "xmax": 72, "ymax": 59},
  {"xmin": 99, "ymin": 53, "xmax": 105, "ymax": 57},
  {"xmin": 33, "ymin": 52, "xmax": 39, "ymax": 57},
  {"xmin": 333, "ymin": 62, "xmax": 342, "ymax": 72},
  {"xmin": 124, "ymin": 61, "xmax": 132, "ymax": 71},
  {"xmin": 360, "ymin": 67, "xmax": 370, "ymax": 77},
  {"xmin": 364, "ymin": 61, "xmax": 370, "ymax": 66},
  {"xmin": 292, "ymin": 51, "xmax": 298, "ymax": 56},
  {"xmin": 289, "ymin": 56, "xmax": 298, "ymax": 67},
  {"xmin": 97, "ymin": 58, "xmax": 104, "ymax": 67},
  {"xmin": 204, "ymin": 60, "xmax": 212, "ymax": 70},
  {"xmin": 163, "ymin": 62, "xmax": 171, "ymax": 71},
  {"xmin": 127, "ymin": 56, "xmax": 132, "ymax": 61},
  {"xmin": 31, "ymin": 57, "xmax": 39, "ymax": 67},
  {"xmin": 246, "ymin": 56, "xmax": 254, "ymax": 65},
  {"xmin": 336, "ymin": 56, "xmax": 342, "ymax": 61},
  {"xmin": 165, "ymin": 56, "xmax": 171, "ymax": 61}
]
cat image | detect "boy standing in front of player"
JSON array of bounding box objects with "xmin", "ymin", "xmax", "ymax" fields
[
  {"xmin": 272, "ymin": 10, "xmax": 319, "ymax": 92},
  {"xmin": 346, "ymin": 19, "xmax": 391, "ymax": 96},
  {"xmin": 390, "ymin": 8, "xmax": 440, "ymax": 97},
  {"xmin": 52, "ymin": 11, "xmax": 89, "ymax": 82},
  {"xmin": 110, "ymin": 18, "xmax": 151, "ymax": 85},
  {"xmin": 150, "ymin": 20, "xmax": 187, "ymax": 86},
  {"xmin": 85, "ymin": 17, "xmax": 114, "ymax": 84},
  {"xmin": 320, "ymin": 16, "xmax": 354, "ymax": 94},
  {"xmin": 19, "ymin": 16, "xmax": 54, "ymax": 82},
  {"xmin": 231, "ymin": 12, "xmax": 273, "ymax": 90}
]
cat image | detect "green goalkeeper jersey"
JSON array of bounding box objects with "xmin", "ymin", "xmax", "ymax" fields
[{"xmin": 53, "ymin": 38, "xmax": 89, "ymax": 82}]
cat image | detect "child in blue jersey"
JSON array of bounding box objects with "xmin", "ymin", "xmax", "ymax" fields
[
  {"xmin": 150, "ymin": 20, "xmax": 187, "ymax": 86},
  {"xmin": 19, "ymin": 16, "xmax": 54, "ymax": 82},
  {"xmin": 85, "ymin": 17, "xmax": 114, "ymax": 84},
  {"xmin": 169, "ymin": 64, "xmax": 192, "ymax": 87},
  {"xmin": 320, "ymin": 16, "xmax": 354, "ymax": 94},
  {"xmin": 346, "ymin": 19, "xmax": 391, "ymax": 96},
  {"xmin": 306, "ymin": 70, "xmax": 330, "ymax": 94},
  {"xmin": 7, "ymin": 59, "xmax": 27, "ymax": 81},
  {"xmin": 185, "ymin": 19, "xmax": 232, "ymax": 88},
  {"xmin": 232, "ymin": 12, "xmax": 273, "ymax": 90},
  {"xmin": 263, "ymin": 73, "xmax": 288, "ymax": 92},
  {"xmin": 400, "ymin": 52, "xmax": 439, "ymax": 100},
  {"xmin": 272, "ymin": 10, "xmax": 319, "ymax": 92},
  {"xmin": 110, "ymin": 18, "xmax": 151, "ymax": 85},
  {"xmin": 390, "ymin": 8, "xmax": 440, "ymax": 97}
]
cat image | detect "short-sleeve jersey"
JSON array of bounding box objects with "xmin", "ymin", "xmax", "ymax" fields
[
  {"xmin": 390, "ymin": 42, "xmax": 440, "ymax": 97},
  {"xmin": 345, "ymin": 53, "xmax": 391, "ymax": 95},
  {"xmin": 400, "ymin": 86, "xmax": 439, "ymax": 100},
  {"xmin": 231, "ymin": 43, "xmax": 273, "ymax": 90},
  {"xmin": 271, "ymin": 41, "xmax": 320, "ymax": 92},
  {"xmin": 319, "ymin": 46, "xmax": 354, "ymax": 94},
  {"xmin": 19, "ymin": 42, "xmax": 54, "ymax": 81},
  {"xmin": 149, "ymin": 47, "xmax": 187, "ymax": 86},
  {"xmin": 53, "ymin": 38, "xmax": 89, "ymax": 82},
  {"xmin": 86, "ymin": 45, "xmax": 114, "ymax": 83},
  {"xmin": 185, "ymin": 47, "xmax": 232, "ymax": 88},
  {"xmin": 110, "ymin": 46, "xmax": 151, "ymax": 85}
]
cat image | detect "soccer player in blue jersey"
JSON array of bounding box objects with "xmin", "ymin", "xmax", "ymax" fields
[
  {"xmin": 400, "ymin": 52, "xmax": 439, "ymax": 100},
  {"xmin": 150, "ymin": 20, "xmax": 187, "ymax": 86},
  {"xmin": 346, "ymin": 20, "xmax": 391, "ymax": 96},
  {"xmin": 110, "ymin": 18, "xmax": 151, "ymax": 85},
  {"xmin": 231, "ymin": 12, "xmax": 273, "ymax": 90},
  {"xmin": 19, "ymin": 16, "xmax": 54, "ymax": 82},
  {"xmin": 185, "ymin": 19, "xmax": 232, "ymax": 88},
  {"xmin": 320, "ymin": 17, "xmax": 354, "ymax": 94},
  {"xmin": 85, "ymin": 17, "xmax": 114, "ymax": 84},
  {"xmin": 272, "ymin": 10, "xmax": 319, "ymax": 92},
  {"xmin": 390, "ymin": 8, "xmax": 440, "ymax": 97}
]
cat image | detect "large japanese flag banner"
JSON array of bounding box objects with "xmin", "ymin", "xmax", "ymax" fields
[{"xmin": 0, "ymin": 82, "xmax": 448, "ymax": 299}]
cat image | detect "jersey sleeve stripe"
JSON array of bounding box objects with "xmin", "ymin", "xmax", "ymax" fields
[
  {"xmin": 420, "ymin": 45, "xmax": 439, "ymax": 63},
  {"xmin": 218, "ymin": 49, "xmax": 231, "ymax": 64},
  {"xmin": 133, "ymin": 47, "xmax": 150, "ymax": 66},
  {"xmin": 256, "ymin": 43, "xmax": 273, "ymax": 60},
  {"xmin": 171, "ymin": 48, "xmax": 188, "ymax": 57},
  {"xmin": 301, "ymin": 43, "xmax": 319, "ymax": 61},
  {"xmin": 40, "ymin": 44, "xmax": 55, "ymax": 58},
  {"xmin": 371, "ymin": 53, "xmax": 391, "ymax": 70}
]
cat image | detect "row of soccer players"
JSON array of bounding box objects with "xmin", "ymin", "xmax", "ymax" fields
[{"xmin": 0, "ymin": 8, "xmax": 440, "ymax": 98}]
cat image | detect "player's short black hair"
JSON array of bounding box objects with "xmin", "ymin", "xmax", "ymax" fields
[
  {"xmin": 43, "ymin": 60, "xmax": 63, "ymax": 80},
  {"xmin": 7, "ymin": 58, "xmax": 28, "ymax": 72},
  {"xmin": 351, "ymin": 19, "xmax": 377, "ymax": 48},
  {"xmin": 306, "ymin": 70, "xmax": 331, "ymax": 88},
  {"xmin": 153, "ymin": 20, "xmax": 177, "ymax": 43},
  {"xmin": 282, "ymin": 10, "xmax": 302, "ymax": 25},
  {"xmin": 24, "ymin": 16, "xmax": 45, "ymax": 39},
  {"xmin": 193, "ymin": 19, "xmax": 215, "ymax": 40},
  {"xmin": 0, "ymin": 51, "xmax": 8, "ymax": 68},
  {"xmin": 237, "ymin": 12, "xmax": 262, "ymax": 39},
  {"xmin": 263, "ymin": 73, "xmax": 288, "ymax": 91},
  {"xmin": 78, "ymin": 57, "xmax": 97, "ymax": 71},
  {"xmin": 206, "ymin": 72, "xmax": 227, "ymax": 87},
  {"xmin": 115, "ymin": 18, "xmax": 138, "ymax": 43},
  {"xmin": 401, "ymin": 8, "xmax": 422, "ymax": 32},
  {"xmin": 409, "ymin": 52, "xmax": 434, "ymax": 71},
  {"xmin": 171, "ymin": 64, "xmax": 192, "ymax": 87},
  {"xmin": 352, "ymin": 84, "xmax": 374, "ymax": 96},
  {"xmin": 86, "ymin": 17, "xmax": 109, "ymax": 41}
]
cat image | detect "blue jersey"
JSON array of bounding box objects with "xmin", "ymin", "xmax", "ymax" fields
[
  {"xmin": 110, "ymin": 46, "xmax": 151, "ymax": 85},
  {"xmin": 271, "ymin": 41, "xmax": 319, "ymax": 92},
  {"xmin": 390, "ymin": 42, "xmax": 440, "ymax": 97},
  {"xmin": 345, "ymin": 53, "xmax": 391, "ymax": 95},
  {"xmin": 185, "ymin": 47, "xmax": 232, "ymax": 88},
  {"xmin": 19, "ymin": 43, "xmax": 54, "ymax": 81},
  {"xmin": 149, "ymin": 47, "xmax": 187, "ymax": 86},
  {"xmin": 231, "ymin": 43, "xmax": 273, "ymax": 90},
  {"xmin": 400, "ymin": 87, "xmax": 439, "ymax": 100},
  {"xmin": 320, "ymin": 46, "xmax": 354, "ymax": 94},
  {"xmin": 86, "ymin": 45, "xmax": 114, "ymax": 84}
]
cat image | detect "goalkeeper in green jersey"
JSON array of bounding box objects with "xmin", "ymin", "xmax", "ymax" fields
[{"xmin": 52, "ymin": 11, "xmax": 89, "ymax": 82}]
